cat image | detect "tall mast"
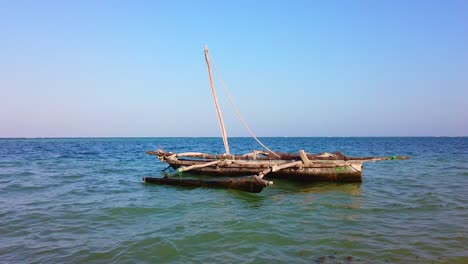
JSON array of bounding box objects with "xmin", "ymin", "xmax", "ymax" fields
[{"xmin": 204, "ymin": 45, "xmax": 230, "ymax": 155}]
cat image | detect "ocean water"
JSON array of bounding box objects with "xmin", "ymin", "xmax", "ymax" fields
[{"xmin": 0, "ymin": 137, "xmax": 467, "ymax": 263}]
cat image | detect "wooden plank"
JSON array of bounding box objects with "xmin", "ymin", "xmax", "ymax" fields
[
  {"xmin": 143, "ymin": 175, "xmax": 272, "ymax": 193},
  {"xmin": 257, "ymin": 160, "xmax": 304, "ymax": 179}
]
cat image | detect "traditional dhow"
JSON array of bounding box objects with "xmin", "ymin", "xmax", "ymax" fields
[
  {"xmin": 144, "ymin": 149, "xmax": 409, "ymax": 192},
  {"xmin": 143, "ymin": 46, "xmax": 409, "ymax": 193}
]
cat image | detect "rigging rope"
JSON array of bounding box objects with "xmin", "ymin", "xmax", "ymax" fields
[{"xmin": 206, "ymin": 52, "xmax": 280, "ymax": 158}]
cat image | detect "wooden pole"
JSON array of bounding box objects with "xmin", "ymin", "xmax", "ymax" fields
[
  {"xmin": 143, "ymin": 175, "xmax": 271, "ymax": 193},
  {"xmin": 204, "ymin": 45, "xmax": 230, "ymax": 155},
  {"xmin": 256, "ymin": 160, "xmax": 303, "ymax": 179},
  {"xmin": 176, "ymin": 160, "xmax": 221, "ymax": 173}
]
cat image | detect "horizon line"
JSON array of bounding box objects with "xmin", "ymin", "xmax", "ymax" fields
[{"xmin": 0, "ymin": 136, "xmax": 467, "ymax": 139}]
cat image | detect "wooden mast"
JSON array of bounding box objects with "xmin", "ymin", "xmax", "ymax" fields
[{"xmin": 204, "ymin": 45, "xmax": 230, "ymax": 155}]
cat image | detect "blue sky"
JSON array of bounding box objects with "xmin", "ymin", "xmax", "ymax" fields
[{"xmin": 1, "ymin": 0, "xmax": 467, "ymax": 137}]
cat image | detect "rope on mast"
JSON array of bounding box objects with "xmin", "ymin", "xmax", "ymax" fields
[{"xmin": 206, "ymin": 51, "xmax": 280, "ymax": 158}]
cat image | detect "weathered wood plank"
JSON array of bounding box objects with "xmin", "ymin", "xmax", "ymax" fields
[{"xmin": 142, "ymin": 175, "xmax": 272, "ymax": 193}]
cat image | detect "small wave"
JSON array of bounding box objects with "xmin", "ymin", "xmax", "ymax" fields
[{"xmin": 105, "ymin": 206, "xmax": 163, "ymax": 217}]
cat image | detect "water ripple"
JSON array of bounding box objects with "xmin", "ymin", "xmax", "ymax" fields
[{"xmin": 0, "ymin": 137, "xmax": 467, "ymax": 263}]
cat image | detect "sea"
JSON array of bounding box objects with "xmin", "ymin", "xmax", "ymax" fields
[{"xmin": 0, "ymin": 137, "xmax": 467, "ymax": 263}]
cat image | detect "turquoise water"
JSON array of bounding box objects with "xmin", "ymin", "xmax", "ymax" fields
[{"xmin": 1, "ymin": 137, "xmax": 467, "ymax": 263}]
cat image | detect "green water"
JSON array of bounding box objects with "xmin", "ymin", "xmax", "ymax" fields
[{"xmin": 0, "ymin": 137, "xmax": 467, "ymax": 263}]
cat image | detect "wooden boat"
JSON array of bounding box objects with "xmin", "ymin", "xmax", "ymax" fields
[
  {"xmin": 146, "ymin": 149, "xmax": 408, "ymax": 181},
  {"xmin": 144, "ymin": 46, "xmax": 409, "ymax": 193},
  {"xmin": 144, "ymin": 149, "xmax": 408, "ymax": 192}
]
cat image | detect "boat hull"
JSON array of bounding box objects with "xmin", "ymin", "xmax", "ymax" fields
[
  {"xmin": 146, "ymin": 149, "xmax": 408, "ymax": 184},
  {"xmin": 168, "ymin": 161, "xmax": 362, "ymax": 182}
]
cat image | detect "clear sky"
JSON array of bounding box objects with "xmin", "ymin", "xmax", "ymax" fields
[{"xmin": 1, "ymin": 0, "xmax": 467, "ymax": 137}]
